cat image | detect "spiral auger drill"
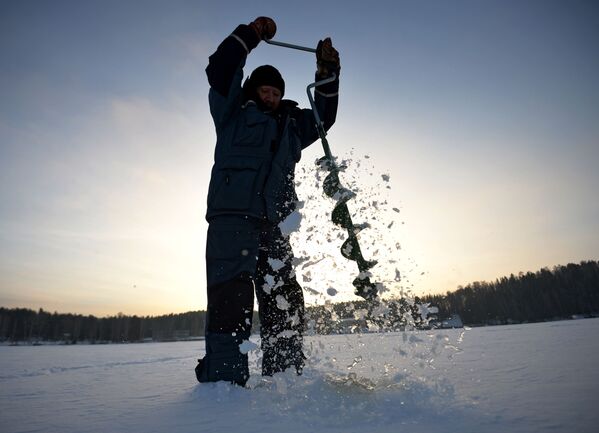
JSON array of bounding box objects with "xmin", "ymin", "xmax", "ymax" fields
[{"xmin": 266, "ymin": 39, "xmax": 380, "ymax": 301}]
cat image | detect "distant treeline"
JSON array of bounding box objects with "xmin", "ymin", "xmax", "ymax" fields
[
  {"xmin": 421, "ymin": 261, "xmax": 599, "ymax": 325},
  {"xmin": 0, "ymin": 309, "xmax": 212, "ymax": 344},
  {"xmin": 0, "ymin": 302, "xmax": 414, "ymax": 343},
  {"xmin": 1, "ymin": 260, "xmax": 598, "ymax": 343}
]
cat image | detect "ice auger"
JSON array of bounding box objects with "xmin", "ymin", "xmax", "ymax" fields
[{"xmin": 266, "ymin": 38, "xmax": 379, "ymax": 300}]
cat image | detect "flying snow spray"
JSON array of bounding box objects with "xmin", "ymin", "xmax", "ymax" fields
[{"xmin": 266, "ymin": 38, "xmax": 379, "ymax": 300}]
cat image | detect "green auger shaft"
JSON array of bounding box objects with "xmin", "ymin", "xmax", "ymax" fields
[{"xmin": 317, "ymin": 131, "xmax": 378, "ymax": 300}]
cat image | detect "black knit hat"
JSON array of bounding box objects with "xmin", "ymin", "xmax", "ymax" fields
[{"xmin": 246, "ymin": 65, "xmax": 285, "ymax": 97}]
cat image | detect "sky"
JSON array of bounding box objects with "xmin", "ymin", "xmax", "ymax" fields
[{"xmin": 1, "ymin": 0, "xmax": 598, "ymax": 316}]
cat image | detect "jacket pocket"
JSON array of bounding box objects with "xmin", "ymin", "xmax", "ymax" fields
[
  {"xmin": 209, "ymin": 158, "xmax": 264, "ymax": 211},
  {"xmin": 232, "ymin": 112, "xmax": 270, "ymax": 147}
]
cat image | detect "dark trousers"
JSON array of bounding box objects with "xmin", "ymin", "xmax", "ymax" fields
[{"xmin": 196, "ymin": 217, "xmax": 304, "ymax": 385}]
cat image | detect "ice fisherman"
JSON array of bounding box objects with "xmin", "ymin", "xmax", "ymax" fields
[{"xmin": 195, "ymin": 17, "xmax": 340, "ymax": 386}]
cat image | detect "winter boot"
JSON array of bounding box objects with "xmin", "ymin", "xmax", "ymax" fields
[{"xmin": 195, "ymin": 332, "xmax": 250, "ymax": 387}]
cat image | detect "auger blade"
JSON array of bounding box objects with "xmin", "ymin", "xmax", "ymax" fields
[
  {"xmin": 323, "ymin": 171, "xmax": 340, "ymax": 198},
  {"xmin": 352, "ymin": 275, "xmax": 378, "ymax": 300},
  {"xmin": 323, "ymin": 170, "xmax": 380, "ymax": 300},
  {"xmin": 308, "ymin": 74, "xmax": 380, "ymax": 301},
  {"xmin": 351, "ymin": 223, "xmax": 370, "ymax": 235},
  {"xmin": 357, "ymin": 258, "xmax": 378, "ymax": 272},
  {"xmin": 323, "ymin": 172, "xmax": 355, "ymax": 202},
  {"xmin": 331, "ymin": 202, "xmax": 353, "ymax": 229},
  {"xmin": 341, "ymin": 237, "xmax": 377, "ymax": 270},
  {"xmin": 340, "ymin": 237, "xmax": 357, "ymax": 260}
]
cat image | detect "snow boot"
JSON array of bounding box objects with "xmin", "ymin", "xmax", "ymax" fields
[{"xmin": 195, "ymin": 332, "xmax": 249, "ymax": 387}]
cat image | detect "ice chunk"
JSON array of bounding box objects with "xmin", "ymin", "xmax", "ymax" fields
[
  {"xmin": 278, "ymin": 208, "xmax": 302, "ymax": 236},
  {"xmin": 262, "ymin": 275, "xmax": 275, "ymax": 294},
  {"xmin": 347, "ymin": 355, "xmax": 362, "ymax": 370},
  {"xmin": 353, "ymin": 309, "xmax": 368, "ymax": 320},
  {"xmin": 276, "ymin": 329, "xmax": 297, "ymax": 338},
  {"xmin": 356, "ymin": 271, "xmax": 372, "ymax": 280},
  {"xmin": 395, "ymin": 269, "xmax": 401, "ymax": 282},
  {"xmin": 238, "ymin": 339, "xmax": 258, "ymax": 354},
  {"xmin": 341, "ymin": 242, "xmax": 353, "ymax": 255},
  {"xmin": 287, "ymin": 313, "xmax": 300, "ymax": 327},
  {"xmin": 268, "ymin": 258, "xmax": 285, "ymax": 272},
  {"xmin": 275, "ymin": 295, "xmax": 289, "ymax": 310}
]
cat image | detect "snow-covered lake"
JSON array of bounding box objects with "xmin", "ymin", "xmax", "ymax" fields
[{"xmin": 1, "ymin": 318, "xmax": 598, "ymax": 433}]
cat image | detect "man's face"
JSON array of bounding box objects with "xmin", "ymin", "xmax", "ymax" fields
[{"xmin": 257, "ymin": 85, "xmax": 282, "ymax": 111}]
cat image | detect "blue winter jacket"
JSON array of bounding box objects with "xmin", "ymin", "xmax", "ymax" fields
[{"xmin": 205, "ymin": 25, "xmax": 339, "ymax": 223}]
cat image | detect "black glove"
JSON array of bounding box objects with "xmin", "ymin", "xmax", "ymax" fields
[
  {"xmin": 316, "ymin": 37, "xmax": 340, "ymax": 77},
  {"xmin": 249, "ymin": 17, "xmax": 277, "ymax": 41}
]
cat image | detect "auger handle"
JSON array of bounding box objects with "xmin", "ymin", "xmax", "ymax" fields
[
  {"xmin": 264, "ymin": 39, "xmax": 317, "ymax": 53},
  {"xmin": 264, "ymin": 38, "xmax": 336, "ymax": 162},
  {"xmin": 264, "ymin": 38, "xmax": 337, "ymax": 164}
]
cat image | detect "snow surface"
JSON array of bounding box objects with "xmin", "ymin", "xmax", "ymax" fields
[{"xmin": 2, "ymin": 318, "xmax": 599, "ymax": 433}]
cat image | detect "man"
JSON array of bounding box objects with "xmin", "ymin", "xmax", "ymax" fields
[{"xmin": 196, "ymin": 17, "xmax": 340, "ymax": 386}]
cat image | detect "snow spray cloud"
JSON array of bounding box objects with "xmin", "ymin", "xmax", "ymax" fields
[
  {"xmin": 282, "ymin": 150, "xmax": 437, "ymax": 326},
  {"xmin": 289, "ymin": 150, "xmax": 424, "ymax": 300},
  {"xmin": 265, "ymin": 151, "xmax": 467, "ymax": 393}
]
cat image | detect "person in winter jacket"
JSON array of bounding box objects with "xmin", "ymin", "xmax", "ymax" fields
[{"xmin": 195, "ymin": 17, "xmax": 340, "ymax": 386}]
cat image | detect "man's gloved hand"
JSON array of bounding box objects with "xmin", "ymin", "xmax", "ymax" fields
[
  {"xmin": 316, "ymin": 37, "xmax": 340, "ymax": 77},
  {"xmin": 250, "ymin": 17, "xmax": 277, "ymax": 41}
]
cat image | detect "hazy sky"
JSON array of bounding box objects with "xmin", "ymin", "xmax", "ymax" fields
[{"xmin": 1, "ymin": 0, "xmax": 598, "ymax": 316}]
